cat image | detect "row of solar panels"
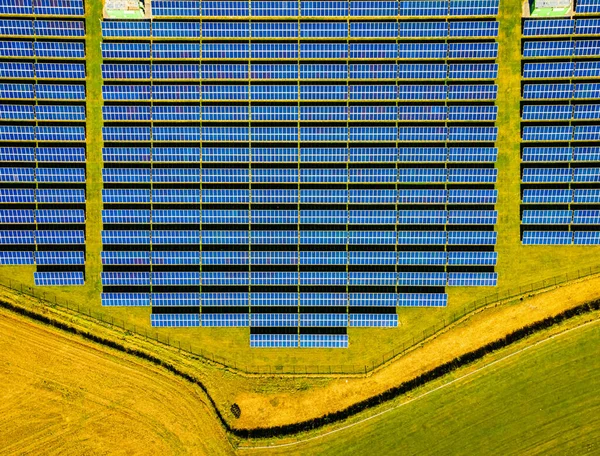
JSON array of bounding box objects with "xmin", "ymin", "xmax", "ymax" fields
[
  {"xmin": 523, "ymin": 40, "xmax": 600, "ymax": 58},
  {"xmin": 522, "ymin": 210, "xmax": 600, "ymax": 224},
  {"xmin": 523, "ymin": 189, "xmax": 600, "ymax": 203},
  {"xmin": 101, "ymin": 291, "xmax": 448, "ymax": 307},
  {"xmin": 523, "ymin": 18, "xmax": 600, "ymax": 37},
  {"xmin": 0, "ymin": 147, "xmax": 84, "ymax": 162},
  {"xmin": 102, "ymin": 83, "xmax": 498, "ymax": 101},
  {"xmin": 0, "ymin": 62, "xmax": 85, "ymax": 79},
  {"xmin": 101, "ymin": 63, "xmax": 499, "ymax": 80},
  {"xmin": 0, "ymin": 126, "xmax": 85, "ymax": 141},
  {"xmin": 101, "ymin": 271, "xmax": 498, "ymax": 286},
  {"xmin": 250, "ymin": 333, "xmax": 348, "ymax": 348},
  {"xmin": 102, "ymin": 104, "xmax": 498, "ymax": 122},
  {"xmin": 100, "ymin": 229, "xmax": 497, "ymax": 245},
  {"xmin": 0, "ymin": 105, "xmax": 85, "ymax": 121},
  {"xmin": 0, "ymin": 210, "xmax": 84, "ymax": 223},
  {"xmin": 0, "ymin": 0, "xmax": 83, "ymax": 17},
  {"xmin": 0, "ymin": 41, "xmax": 84, "ymax": 58},
  {"xmin": 0, "ymin": 250, "xmax": 83, "ymax": 265},
  {"xmin": 522, "ymin": 104, "xmax": 600, "ymax": 121},
  {"xmin": 101, "ymin": 126, "xmax": 498, "ymax": 142},
  {"xmin": 101, "ymin": 189, "xmax": 498, "ymax": 204},
  {"xmin": 149, "ymin": 0, "xmax": 499, "ymax": 18},
  {"xmin": 101, "ymin": 43, "xmax": 499, "ymax": 60},
  {"xmin": 523, "ymin": 146, "xmax": 600, "ymax": 162},
  {"xmin": 523, "ymin": 62, "xmax": 600, "ymax": 80},
  {"xmin": 523, "ymin": 125, "xmax": 600, "ymax": 141},
  {"xmin": 522, "ymin": 230, "xmax": 600, "ymax": 245},
  {"xmin": 100, "ymin": 209, "xmax": 499, "ymax": 225},
  {"xmin": 576, "ymin": 0, "xmax": 600, "ymax": 13},
  {"xmin": 0, "ymin": 146, "xmax": 494, "ymax": 163},
  {"xmin": 99, "ymin": 250, "xmax": 498, "ymax": 266},
  {"xmin": 0, "ymin": 20, "xmax": 84, "ymax": 37},
  {"xmin": 34, "ymin": 271, "xmax": 83, "ymax": 286},
  {"xmin": 522, "ymin": 83, "xmax": 600, "ymax": 99},
  {"xmin": 0, "ymin": 189, "xmax": 84, "ymax": 203},
  {"xmin": 0, "ymin": 230, "xmax": 84, "ymax": 244},
  {"xmin": 150, "ymin": 313, "xmax": 398, "ymax": 328},
  {"xmin": 101, "ymin": 146, "xmax": 498, "ymax": 163},
  {"xmin": 102, "ymin": 19, "xmax": 498, "ymax": 38},
  {"xmin": 522, "ymin": 167, "xmax": 600, "ymax": 182},
  {"xmin": 0, "ymin": 168, "xmax": 84, "ymax": 182},
  {"xmin": 0, "ymin": 229, "xmax": 493, "ymax": 245},
  {"xmin": 100, "ymin": 167, "xmax": 497, "ymax": 184},
  {"xmin": 0, "ymin": 83, "xmax": 84, "ymax": 99}
]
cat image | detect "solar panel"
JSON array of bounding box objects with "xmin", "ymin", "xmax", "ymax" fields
[
  {"xmin": 34, "ymin": 272, "xmax": 84, "ymax": 286},
  {"xmin": 349, "ymin": 314, "xmax": 398, "ymax": 327},
  {"xmin": 523, "ymin": 19, "xmax": 574, "ymax": 36},
  {"xmin": 250, "ymin": 334, "xmax": 299, "ymax": 348},
  {"xmin": 522, "ymin": 231, "xmax": 572, "ymax": 245},
  {"xmin": 151, "ymin": 314, "xmax": 201, "ymax": 327},
  {"xmin": 299, "ymin": 334, "xmax": 348, "ymax": 348},
  {"xmin": 102, "ymin": 293, "xmax": 151, "ymax": 307}
]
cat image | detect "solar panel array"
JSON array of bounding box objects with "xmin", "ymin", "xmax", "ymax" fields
[
  {"xmin": 521, "ymin": 10, "xmax": 600, "ymax": 244},
  {"xmin": 101, "ymin": 1, "xmax": 499, "ymax": 347},
  {"xmin": 0, "ymin": 3, "xmax": 86, "ymax": 285}
]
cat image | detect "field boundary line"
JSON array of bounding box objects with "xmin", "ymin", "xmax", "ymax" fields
[
  {"xmin": 1, "ymin": 286, "xmax": 599, "ymax": 441},
  {"xmin": 238, "ymin": 316, "xmax": 600, "ymax": 450}
]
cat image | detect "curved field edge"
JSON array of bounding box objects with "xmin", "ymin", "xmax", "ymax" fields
[
  {"xmin": 0, "ymin": 274, "xmax": 599, "ymax": 438},
  {"xmin": 241, "ymin": 317, "xmax": 600, "ymax": 455},
  {"xmin": 0, "ymin": 308, "xmax": 234, "ymax": 456}
]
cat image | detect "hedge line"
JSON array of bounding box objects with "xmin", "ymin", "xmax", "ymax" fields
[{"xmin": 1, "ymin": 296, "xmax": 599, "ymax": 440}]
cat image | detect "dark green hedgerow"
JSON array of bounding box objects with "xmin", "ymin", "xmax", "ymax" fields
[{"xmin": 1, "ymin": 297, "xmax": 599, "ymax": 440}]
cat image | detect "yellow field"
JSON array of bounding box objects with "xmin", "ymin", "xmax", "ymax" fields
[{"xmin": 0, "ymin": 308, "xmax": 233, "ymax": 456}]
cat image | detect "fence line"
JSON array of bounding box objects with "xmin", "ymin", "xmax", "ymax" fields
[{"xmin": 2, "ymin": 264, "xmax": 599, "ymax": 375}]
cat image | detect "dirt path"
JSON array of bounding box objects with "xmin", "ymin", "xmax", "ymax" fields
[{"xmin": 0, "ymin": 309, "xmax": 233, "ymax": 456}]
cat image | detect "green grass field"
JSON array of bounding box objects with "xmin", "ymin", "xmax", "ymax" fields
[
  {"xmin": 246, "ymin": 318, "xmax": 600, "ymax": 455},
  {"xmin": 1, "ymin": 0, "xmax": 599, "ymax": 369}
]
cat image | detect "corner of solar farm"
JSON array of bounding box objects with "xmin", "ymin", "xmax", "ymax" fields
[{"xmin": 0, "ymin": 0, "xmax": 599, "ymax": 370}]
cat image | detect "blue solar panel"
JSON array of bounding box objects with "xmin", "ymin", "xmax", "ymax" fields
[
  {"xmin": 574, "ymin": 231, "xmax": 600, "ymax": 244},
  {"xmin": 35, "ymin": 20, "xmax": 85, "ymax": 37},
  {"xmin": 398, "ymin": 293, "xmax": 447, "ymax": 307},
  {"xmin": 250, "ymin": 334, "xmax": 299, "ymax": 348},
  {"xmin": 523, "ymin": 40, "xmax": 573, "ymax": 57},
  {"xmin": 349, "ymin": 314, "xmax": 398, "ymax": 327},
  {"xmin": 449, "ymin": 20, "xmax": 498, "ymax": 37},
  {"xmin": 299, "ymin": 334, "xmax": 348, "ymax": 348},
  {"xmin": 577, "ymin": 0, "xmax": 600, "ymax": 13},
  {"xmin": 34, "ymin": 272, "xmax": 84, "ymax": 286},
  {"xmin": 523, "ymin": 189, "xmax": 572, "ymax": 204},
  {"xmin": 102, "ymin": 293, "xmax": 151, "ymax": 307},
  {"xmin": 523, "ymin": 19, "xmax": 574, "ymax": 36},
  {"xmin": 576, "ymin": 18, "xmax": 600, "ymax": 35},
  {"xmin": 151, "ymin": 314, "xmax": 201, "ymax": 327},
  {"xmin": 447, "ymin": 272, "xmax": 497, "ymax": 286},
  {"xmin": 522, "ymin": 104, "xmax": 572, "ymax": 121},
  {"xmin": 0, "ymin": 251, "xmax": 34, "ymax": 265},
  {"xmin": 0, "ymin": 20, "xmax": 34, "ymax": 37},
  {"xmin": 522, "ymin": 231, "xmax": 572, "ymax": 245},
  {"xmin": 522, "ymin": 210, "xmax": 572, "ymax": 225}
]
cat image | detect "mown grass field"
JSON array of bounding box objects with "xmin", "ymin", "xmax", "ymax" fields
[
  {"xmin": 246, "ymin": 318, "xmax": 600, "ymax": 455},
  {"xmin": 1, "ymin": 292, "xmax": 599, "ymax": 455},
  {"xmin": 1, "ymin": 0, "xmax": 599, "ymax": 370}
]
